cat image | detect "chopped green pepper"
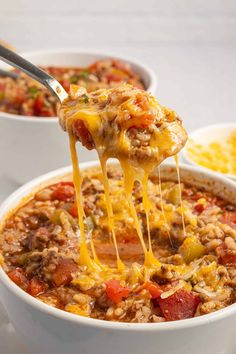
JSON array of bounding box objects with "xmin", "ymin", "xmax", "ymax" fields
[{"xmin": 70, "ymin": 71, "xmax": 89, "ymax": 84}]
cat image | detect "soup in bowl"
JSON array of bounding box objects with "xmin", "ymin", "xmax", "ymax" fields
[{"xmin": 0, "ymin": 161, "xmax": 235, "ymax": 354}]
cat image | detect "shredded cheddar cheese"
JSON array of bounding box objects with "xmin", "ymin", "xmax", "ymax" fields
[{"xmin": 187, "ymin": 131, "xmax": 236, "ymax": 175}]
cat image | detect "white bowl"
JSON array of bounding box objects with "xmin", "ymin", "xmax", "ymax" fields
[
  {"xmin": 182, "ymin": 123, "xmax": 236, "ymax": 181},
  {"xmin": 0, "ymin": 49, "xmax": 157, "ymax": 185},
  {"xmin": 0, "ymin": 161, "xmax": 236, "ymax": 354}
]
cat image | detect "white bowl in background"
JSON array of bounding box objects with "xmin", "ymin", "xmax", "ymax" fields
[
  {"xmin": 0, "ymin": 161, "xmax": 236, "ymax": 354},
  {"xmin": 182, "ymin": 123, "xmax": 236, "ymax": 181},
  {"xmin": 0, "ymin": 49, "xmax": 157, "ymax": 185}
]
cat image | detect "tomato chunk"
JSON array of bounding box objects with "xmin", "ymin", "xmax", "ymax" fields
[
  {"xmin": 158, "ymin": 289, "xmax": 200, "ymax": 321},
  {"xmin": 143, "ymin": 281, "xmax": 163, "ymax": 299},
  {"xmin": 128, "ymin": 114, "xmax": 155, "ymax": 128},
  {"xmin": 8, "ymin": 268, "xmax": 28, "ymax": 289},
  {"xmin": 194, "ymin": 203, "xmax": 205, "ymax": 214},
  {"xmin": 52, "ymin": 259, "xmax": 78, "ymax": 286},
  {"xmin": 69, "ymin": 202, "xmax": 78, "ymax": 218},
  {"xmin": 73, "ymin": 120, "xmax": 95, "ymax": 150},
  {"xmin": 216, "ymin": 242, "xmax": 236, "ymax": 265},
  {"xmin": 27, "ymin": 277, "xmax": 45, "ymax": 297},
  {"xmin": 33, "ymin": 95, "xmax": 44, "ymax": 115},
  {"xmin": 105, "ymin": 280, "xmax": 130, "ymax": 304},
  {"xmin": 51, "ymin": 183, "xmax": 75, "ymax": 201}
]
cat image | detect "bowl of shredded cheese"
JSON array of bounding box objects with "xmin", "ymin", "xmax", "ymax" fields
[{"xmin": 183, "ymin": 123, "xmax": 236, "ymax": 180}]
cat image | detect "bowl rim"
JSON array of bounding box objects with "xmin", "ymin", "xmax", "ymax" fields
[
  {"xmin": 0, "ymin": 48, "xmax": 157, "ymax": 122},
  {"xmin": 182, "ymin": 122, "xmax": 236, "ymax": 181},
  {"xmin": 0, "ymin": 160, "xmax": 236, "ymax": 331}
]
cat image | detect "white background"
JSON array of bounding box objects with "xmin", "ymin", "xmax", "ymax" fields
[{"xmin": 0, "ymin": 0, "xmax": 236, "ymax": 198}]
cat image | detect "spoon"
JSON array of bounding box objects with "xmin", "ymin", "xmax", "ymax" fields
[
  {"xmin": 0, "ymin": 44, "xmax": 68, "ymax": 103},
  {"xmin": 0, "ymin": 68, "xmax": 19, "ymax": 80}
]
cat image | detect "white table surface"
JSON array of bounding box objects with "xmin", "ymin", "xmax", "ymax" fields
[{"xmin": 0, "ymin": 0, "xmax": 236, "ymax": 202}]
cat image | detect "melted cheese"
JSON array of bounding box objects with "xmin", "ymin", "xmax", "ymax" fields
[
  {"xmin": 157, "ymin": 166, "xmax": 172, "ymax": 245},
  {"xmin": 99, "ymin": 156, "xmax": 125, "ymax": 270},
  {"xmin": 68, "ymin": 127, "xmax": 97, "ymax": 270},
  {"xmin": 142, "ymin": 173, "xmax": 152, "ymax": 252},
  {"xmin": 60, "ymin": 84, "xmax": 187, "ymax": 276},
  {"xmin": 174, "ymin": 154, "xmax": 186, "ymax": 237}
]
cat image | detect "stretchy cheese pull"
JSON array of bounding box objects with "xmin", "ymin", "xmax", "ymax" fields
[
  {"xmin": 174, "ymin": 154, "xmax": 186, "ymax": 237},
  {"xmin": 60, "ymin": 84, "xmax": 187, "ymax": 272},
  {"xmin": 99, "ymin": 156, "xmax": 125, "ymax": 271},
  {"xmin": 68, "ymin": 129, "xmax": 95, "ymax": 269}
]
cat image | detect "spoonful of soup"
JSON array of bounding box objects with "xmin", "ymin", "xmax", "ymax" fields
[{"xmin": 59, "ymin": 84, "xmax": 187, "ymax": 173}]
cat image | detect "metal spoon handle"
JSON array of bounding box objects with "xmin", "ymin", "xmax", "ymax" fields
[
  {"xmin": 0, "ymin": 44, "xmax": 68, "ymax": 103},
  {"xmin": 0, "ymin": 68, "xmax": 19, "ymax": 79}
]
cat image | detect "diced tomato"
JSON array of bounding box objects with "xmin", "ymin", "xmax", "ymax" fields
[
  {"xmin": 27, "ymin": 277, "xmax": 45, "ymax": 297},
  {"xmin": 8, "ymin": 268, "xmax": 28, "ymax": 289},
  {"xmin": 69, "ymin": 202, "xmax": 78, "ymax": 217},
  {"xmin": 51, "ymin": 183, "xmax": 75, "ymax": 201},
  {"xmin": 216, "ymin": 242, "xmax": 236, "ymax": 265},
  {"xmin": 143, "ymin": 281, "xmax": 163, "ymax": 299},
  {"xmin": 52, "ymin": 259, "xmax": 78, "ymax": 286},
  {"xmin": 105, "ymin": 279, "xmax": 130, "ymax": 304},
  {"xmin": 33, "ymin": 95, "xmax": 44, "ymax": 115},
  {"xmin": 194, "ymin": 203, "xmax": 205, "ymax": 214},
  {"xmin": 61, "ymin": 79, "xmax": 71, "ymax": 92},
  {"xmin": 73, "ymin": 120, "xmax": 95, "ymax": 150},
  {"xmin": 158, "ymin": 289, "xmax": 200, "ymax": 321},
  {"xmin": 128, "ymin": 114, "xmax": 155, "ymax": 128},
  {"xmin": 221, "ymin": 211, "xmax": 236, "ymax": 229},
  {"xmin": 138, "ymin": 114, "xmax": 155, "ymax": 127},
  {"xmin": 33, "ymin": 94, "xmax": 55, "ymax": 116}
]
